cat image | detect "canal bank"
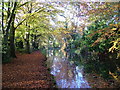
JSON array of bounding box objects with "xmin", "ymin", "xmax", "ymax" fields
[{"xmin": 45, "ymin": 48, "xmax": 120, "ymax": 88}]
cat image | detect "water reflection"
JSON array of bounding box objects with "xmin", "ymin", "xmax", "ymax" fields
[{"xmin": 46, "ymin": 49, "xmax": 90, "ymax": 88}]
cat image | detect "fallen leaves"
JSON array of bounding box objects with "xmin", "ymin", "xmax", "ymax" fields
[
  {"xmin": 84, "ymin": 73, "xmax": 120, "ymax": 88},
  {"xmin": 2, "ymin": 51, "xmax": 55, "ymax": 88}
]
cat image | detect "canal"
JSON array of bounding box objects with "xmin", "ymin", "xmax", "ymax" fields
[{"xmin": 46, "ymin": 49, "xmax": 90, "ymax": 88}]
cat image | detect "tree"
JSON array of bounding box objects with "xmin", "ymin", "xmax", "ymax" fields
[
  {"xmin": 15, "ymin": 1, "xmax": 62, "ymax": 53},
  {"xmin": 2, "ymin": 1, "xmax": 18, "ymax": 61},
  {"xmin": 86, "ymin": 2, "xmax": 120, "ymax": 58}
]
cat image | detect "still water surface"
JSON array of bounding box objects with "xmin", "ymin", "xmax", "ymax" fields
[{"xmin": 46, "ymin": 49, "xmax": 90, "ymax": 88}]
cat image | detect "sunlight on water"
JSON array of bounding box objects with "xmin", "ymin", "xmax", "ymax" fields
[{"xmin": 46, "ymin": 49, "xmax": 90, "ymax": 88}]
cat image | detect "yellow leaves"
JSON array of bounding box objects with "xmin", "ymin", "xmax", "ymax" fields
[
  {"xmin": 109, "ymin": 71, "xmax": 118, "ymax": 81},
  {"xmin": 111, "ymin": 28, "xmax": 117, "ymax": 31},
  {"xmin": 52, "ymin": 30, "xmax": 59, "ymax": 35},
  {"xmin": 115, "ymin": 17, "xmax": 119, "ymax": 21},
  {"xmin": 109, "ymin": 68, "xmax": 120, "ymax": 82},
  {"xmin": 99, "ymin": 5, "xmax": 106, "ymax": 9},
  {"xmin": 79, "ymin": 29, "xmax": 83, "ymax": 32},
  {"xmin": 109, "ymin": 44, "xmax": 117, "ymax": 53},
  {"xmin": 52, "ymin": 27, "xmax": 71, "ymax": 36},
  {"xmin": 62, "ymin": 31, "xmax": 71, "ymax": 34},
  {"xmin": 88, "ymin": 10, "xmax": 95, "ymax": 14},
  {"xmin": 109, "ymin": 24, "xmax": 119, "ymax": 28},
  {"xmin": 109, "ymin": 38, "xmax": 120, "ymax": 52},
  {"xmin": 109, "ymin": 38, "xmax": 120, "ymax": 58}
]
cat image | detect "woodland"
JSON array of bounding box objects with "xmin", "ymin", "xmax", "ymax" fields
[{"xmin": 1, "ymin": 0, "xmax": 120, "ymax": 88}]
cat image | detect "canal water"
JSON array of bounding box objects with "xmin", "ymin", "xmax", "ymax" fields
[{"xmin": 46, "ymin": 49, "xmax": 90, "ymax": 88}]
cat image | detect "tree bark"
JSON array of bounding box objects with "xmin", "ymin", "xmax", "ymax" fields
[
  {"xmin": 9, "ymin": 14, "xmax": 16, "ymax": 58},
  {"xmin": 4, "ymin": 2, "xmax": 17, "ymax": 42},
  {"xmin": 2, "ymin": 0, "xmax": 4, "ymax": 34},
  {"xmin": 32, "ymin": 35, "xmax": 39, "ymax": 50},
  {"xmin": 25, "ymin": 32, "xmax": 30, "ymax": 54},
  {"xmin": 2, "ymin": 1, "xmax": 17, "ymax": 60},
  {"xmin": 25, "ymin": 3, "xmax": 32, "ymax": 54},
  {"xmin": 24, "ymin": 22, "xmax": 30, "ymax": 54},
  {"xmin": 9, "ymin": 2, "xmax": 17, "ymax": 58}
]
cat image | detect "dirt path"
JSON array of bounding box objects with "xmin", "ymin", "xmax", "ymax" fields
[{"xmin": 2, "ymin": 51, "xmax": 55, "ymax": 88}]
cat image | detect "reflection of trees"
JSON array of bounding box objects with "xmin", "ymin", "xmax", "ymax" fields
[
  {"xmin": 51, "ymin": 55, "xmax": 77, "ymax": 82},
  {"xmin": 46, "ymin": 49, "xmax": 90, "ymax": 88}
]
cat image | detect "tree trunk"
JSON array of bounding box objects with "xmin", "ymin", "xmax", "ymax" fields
[
  {"xmin": 2, "ymin": 0, "xmax": 4, "ymax": 34},
  {"xmin": 4, "ymin": 2, "xmax": 17, "ymax": 42},
  {"xmin": 2, "ymin": 1, "xmax": 17, "ymax": 61},
  {"xmin": 3, "ymin": 1, "xmax": 17, "ymax": 43},
  {"xmin": 33, "ymin": 35, "xmax": 38, "ymax": 49},
  {"xmin": 25, "ymin": 32, "xmax": 30, "ymax": 54},
  {"xmin": 17, "ymin": 41, "xmax": 23, "ymax": 49},
  {"xmin": 25, "ymin": 3, "xmax": 32, "ymax": 54},
  {"xmin": 9, "ymin": 13, "xmax": 16, "ymax": 58},
  {"xmin": 9, "ymin": 29, "xmax": 16, "ymax": 57}
]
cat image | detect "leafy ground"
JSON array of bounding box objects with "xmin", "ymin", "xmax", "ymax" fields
[
  {"xmin": 2, "ymin": 51, "xmax": 55, "ymax": 88},
  {"xmin": 84, "ymin": 73, "xmax": 120, "ymax": 88},
  {"xmin": 2, "ymin": 51, "xmax": 120, "ymax": 88}
]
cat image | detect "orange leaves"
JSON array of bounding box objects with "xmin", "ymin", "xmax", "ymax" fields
[
  {"xmin": 110, "ymin": 24, "xmax": 119, "ymax": 28},
  {"xmin": 112, "ymin": 3, "xmax": 120, "ymax": 9},
  {"xmin": 87, "ymin": 23, "xmax": 119, "ymax": 48},
  {"xmin": 2, "ymin": 51, "xmax": 55, "ymax": 88},
  {"xmin": 87, "ymin": 9, "xmax": 96, "ymax": 15},
  {"xmin": 92, "ymin": 37, "xmax": 105, "ymax": 47}
]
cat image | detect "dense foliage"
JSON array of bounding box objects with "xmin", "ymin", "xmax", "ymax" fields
[{"xmin": 68, "ymin": 2, "xmax": 120, "ymax": 81}]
